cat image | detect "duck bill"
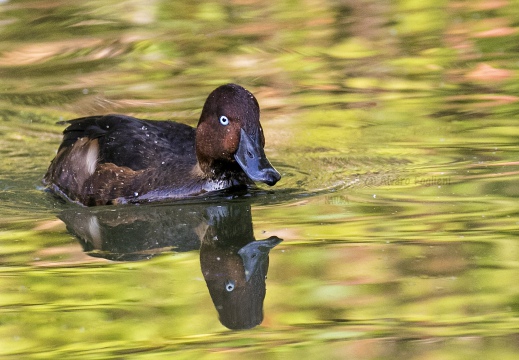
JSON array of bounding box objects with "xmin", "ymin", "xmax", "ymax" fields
[
  {"xmin": 238, "ymin": 236, "xmax": 283, "ymax": 282},
  {"xmin": 234, "ymin": 129, "xmax": 281, "ymax": 186}
]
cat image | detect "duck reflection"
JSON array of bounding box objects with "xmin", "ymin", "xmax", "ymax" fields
[{"xmin": 58, "ymin": 200, "xmax": 281, "ymax": 330}]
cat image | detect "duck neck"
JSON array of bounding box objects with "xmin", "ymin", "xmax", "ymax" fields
[{"xmin": 197, "ymin": 157, "xmax": 245, "ymax": 182}]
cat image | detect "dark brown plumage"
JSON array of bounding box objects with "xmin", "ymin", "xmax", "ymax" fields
[{"xmin": 44, "ymin": 84, "xmax": 281, "ymax": 206}]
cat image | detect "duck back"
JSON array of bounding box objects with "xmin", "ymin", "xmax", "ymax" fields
[{"xmin": 59, "ymin": 115, "xmax": 197, "ymax": 170}]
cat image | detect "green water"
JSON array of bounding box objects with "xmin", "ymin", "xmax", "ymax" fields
[{"xmin": 1, "ymin": 0, "xmax": 519, "ymax": 358}]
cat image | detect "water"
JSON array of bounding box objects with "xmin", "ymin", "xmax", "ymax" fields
[{"xmin": 1, "ymin": 0, "xmax": 519, "ymax": 358}]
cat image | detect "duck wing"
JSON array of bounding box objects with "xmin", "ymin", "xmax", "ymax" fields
[{"xmin": 59, "ymin": 114, "xmax": 197, "ymax": 170}]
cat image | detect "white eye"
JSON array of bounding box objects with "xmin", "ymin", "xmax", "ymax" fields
[
  {"xmin": 219, "ymin": 115, "xmax": 229, "ymax": 126},
  {"xmin": 225, "ymin": 279, "xmax": 235, "ymax": 292}
]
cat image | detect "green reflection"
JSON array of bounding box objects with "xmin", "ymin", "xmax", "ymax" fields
[{"xmin": 1, "ymin": 0, "xmax": 519, "ymax": 358}]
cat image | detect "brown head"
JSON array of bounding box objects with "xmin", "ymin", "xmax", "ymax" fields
[{"xmin": 195, "ymin": 84, "xmax": 280, "ymax": 186}]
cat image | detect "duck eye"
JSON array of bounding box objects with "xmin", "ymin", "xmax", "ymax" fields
[
  {"xmin": 225, "ymin": 279, "xmax": 235, "ymax": 292},
  {"xmin": 219, "ymin": 115, "xmax": 229, "ymax": 126}
]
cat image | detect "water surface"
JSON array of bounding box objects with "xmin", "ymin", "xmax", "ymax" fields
[{"xmin": 1, "ymin": 0, "xmax": 519, "ymax": 358}]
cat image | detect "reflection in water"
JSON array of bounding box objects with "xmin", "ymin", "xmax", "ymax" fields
[
  {"xmin": 2, "ymin": 0, "xmax": 519, "ymax": 356},
  {"xmin": 58, "ymin": 200, "xmax": 282, "ymax": 330}
]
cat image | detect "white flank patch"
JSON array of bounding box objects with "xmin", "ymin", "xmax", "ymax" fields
[
  {"xmin": 85, "ymin": 140, "xmax": 99, "ymax": 175},
  {"xmin": 87, "ymin": 216, "xmax": 102, "ymax": 247}
]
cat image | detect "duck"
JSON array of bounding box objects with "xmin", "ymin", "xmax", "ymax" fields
[{"xmin": 43, "ymin": 83, "xmax": 281, "ymax": 206}]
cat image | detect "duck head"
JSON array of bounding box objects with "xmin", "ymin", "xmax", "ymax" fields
[{"xmin": 196, "ymin": 84, "xmax": 281, "ymax": 186}]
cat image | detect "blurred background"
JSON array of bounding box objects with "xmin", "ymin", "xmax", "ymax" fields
[{"xmin": 0, "ymin": 0, "xmax": 518, "ymax": 358}]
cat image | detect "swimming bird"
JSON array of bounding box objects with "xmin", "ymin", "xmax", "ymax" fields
[{"xmin": 43, "ymin": 84, "xmax": 281, "ymax": 206}]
